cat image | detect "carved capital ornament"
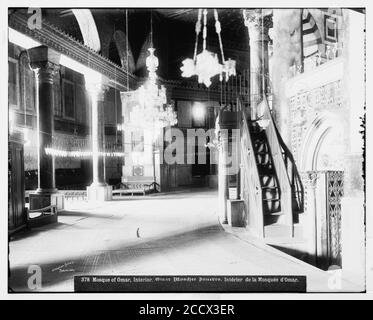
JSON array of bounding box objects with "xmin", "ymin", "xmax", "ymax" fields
[{"xmin": 242, "ymin": 9, "xmax": 273, "ymax": 41}]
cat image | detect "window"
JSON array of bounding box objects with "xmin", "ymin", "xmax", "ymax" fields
[
  {"xmin": 192, "ymin": 102, "xmax": 206, "ymax": 128},
  {"xmin": 131, "ymin": 130, "xmax": 144, "ymax": 152},
  {"xmin": 62, "ymin": 79, "xmax": 75, "ymax": 119},
  {"xmin": 75, "ymin": 84, "xmax": 88, "ymax": 124},
  {"xmin": 54, "ymin": 80, "xmax": 63, "ymax": 117},
  {"xmin": 8, "ymin": 58, "xmax": 19, "ymax": 108},
  {"xmin": 324, "ymin": 15, "xmax": 338, "ymax": 43},
  {"xmin": 19, "ymin": 53, "xmax": 35, "ymax": 113}
]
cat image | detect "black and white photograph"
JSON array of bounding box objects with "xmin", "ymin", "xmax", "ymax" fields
[{"xmin": 2, "ymin": 0, "xmax": 372, "ymax": 301}]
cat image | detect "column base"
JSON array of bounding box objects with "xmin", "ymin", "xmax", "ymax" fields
[
  {"xmin": 36, "ymin": 187, "xmax": 58, "ymax": 194},
  {"xmin": 29, "ymin": 192, "xmax": 65, "ymax": 211},
  {"xmin": 87, "ymin": 184, "xmax": 113, "ymax": 201}
]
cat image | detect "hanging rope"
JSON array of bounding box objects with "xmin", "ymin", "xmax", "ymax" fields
[
  {"xmin": 126, "ymin": 9, "xmax": 129, "ymax": 91},
  {"xmin": 202, "ymin": 9, "xmax": 208, "ymax": 51},
  {"xmin": 261, "ymin": 9, "xmax": 265, "ymax": 98},
  {"xmin": 150, "ymin": 9, "xmax": 153, "ymax": 48},
  {"xmin": 193, "ymin": 9, "xmax": 202, "ymax": 62},
  {"xmin": 214, "ymin": 9, "xmax": 225, "ymax": 64},
  {"xmin": 114, "ymin": 53, "xmax": 118, "ymax": 143},
  {"xmin": 220, "ymin": 76, "xmax": 223, "ymax": 106}
]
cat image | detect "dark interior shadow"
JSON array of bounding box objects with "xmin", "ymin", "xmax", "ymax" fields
[
  {"xmin": 9, "ymin": 222, "xmax": 82, "ymax": 242},
  {"xmin": 58, "ymin": 211, "xmax": 122, "ymax": 220},
  {"xmin": 9, "ymin": 211, "xmax": 123, "ymax": 242},
  {"xmin": 269, "ymin": 244, "xmax": 338, "ymax": 271}
]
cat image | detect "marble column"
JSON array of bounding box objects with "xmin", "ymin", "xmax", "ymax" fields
[
  {"xmin": 303, "ymin": 172, "xmax": 319, "ymax": 266},
  {"xmin": 85, "ymin": 74, "xmax": 112, "ymax": 201},
  {"xmin": 28, "ymin": 46, "xmax": 64, "ymax": 211},
  {"xmin": 218, "ymin": 111, "xmax": 240, "ymax": 224},
  {"xmin": 28, "ymin": 46, "xmax": 60, "ymax": 193},
  {"xmin": 243, "ymin": 9, "xmax": 273, "ymax": 119},
  {"xmin": 218, "ymin": 131, "xmax": 228, "ymax": 224}
]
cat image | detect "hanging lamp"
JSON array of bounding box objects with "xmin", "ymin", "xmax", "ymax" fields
[
  {"xmin": 180, "ymin": 9, "xmax": 236, "ymax": 87},
  {"xmin": 121, "ymin": 10, "xmax": 177, "ymax": 133}
]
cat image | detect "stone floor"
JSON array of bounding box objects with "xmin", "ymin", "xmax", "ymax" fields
[{"xmin": 8, "ymin": 189, "xmax": 362, "ymax": 293}]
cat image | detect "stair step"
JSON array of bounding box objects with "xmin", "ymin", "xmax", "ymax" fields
[
  {"xmin": 257, "ymin": 163, "xmax": 273, "ymax": 167},
  {"xmin": 263, "ymin": 198, "xmax": 280, "ymax": 201},
  {"xmin": 255, "ymin": 146, "xmax": 269, "ymax": 152},
  {"xmin": 254, "ymin": 143, "xmax": 267, "ymax": 148},
  {"xmin": 259, "ymin": 174, "xmax": 277, "ymax": 180},
  {"xmin": 264, "ymin": 211, "xmax": 283, "ymax": 216},
  {"xmin": 259, "ymin": 171, "xmax": 275, "ymax": 176}
]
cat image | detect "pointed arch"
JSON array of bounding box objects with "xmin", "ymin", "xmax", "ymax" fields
[
  {"xmin": 71, "ymin": 9, "xmax": 101, "ymax": 52},
  {"xmin": 299, "ymin": 111, "xmax": 345, "ymax": 171}
]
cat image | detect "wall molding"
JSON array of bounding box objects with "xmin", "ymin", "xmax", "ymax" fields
[{"xmin": 9, "ymin": 12, "xmax": 137, "ymax": 91}]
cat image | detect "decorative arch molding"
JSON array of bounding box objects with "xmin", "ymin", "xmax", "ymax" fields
[
  {"xmin": 299, "ymin": 111, "xmax": 344, "ymax": 171},
  {"xmin": 113, "ymin": 30, "xmax": 136, "ymax": 73},
  {"xmin": 71, "ymin": 9, "xmax": 101, "ymax": 52}
]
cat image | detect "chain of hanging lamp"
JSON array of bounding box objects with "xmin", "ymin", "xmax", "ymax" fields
[{"xmin": 181, "ymin": 8, "xmax": 236, "ymax": 87}]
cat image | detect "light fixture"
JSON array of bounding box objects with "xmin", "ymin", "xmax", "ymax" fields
[
  {"xmin": 44, "ymin": 134, "xmax": 125, "ymax": 158},
  {"xmin": 120, "ymin": 11, "xmax": 177, "ymax": 134},
  {"xmin": 180, "ymin": 9, "xmax": 236, "ymax": 87},
  {"xmin": 193, "ymin": 103, "xmax": 205, "ymax": 121},
  {"xmin": 45, "ymin": 148, "xmax": 125, "ymax": 158}
]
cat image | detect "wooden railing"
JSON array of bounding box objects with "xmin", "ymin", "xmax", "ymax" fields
[
  {"xmin": 260, "ymin": 97, "xmax": 294, "ymax": 237},
  {"xmin": 238, "ymin": 98, "xmax": 264, "ymax": 238},
  {"xmin": 274, "ymin": 124, "xmax": 304, "ymax": 215}
]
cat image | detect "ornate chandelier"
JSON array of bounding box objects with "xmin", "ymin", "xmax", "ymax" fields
[
  {"xmin": 180, "ymin": 9, "xmax": 236, "ymax": 87},
  {"xmin": 121, "ymin": 19, "xmax": 177, "ymax": 134},
  {"xmin": 128, "ymin": 47, "xmax": 177, "ymax": 131}
]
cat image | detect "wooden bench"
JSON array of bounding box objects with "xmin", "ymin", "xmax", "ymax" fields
[
  {"xmin": 27, "ymin": 205, "xmax": 58, "ymax": 228},
  {"xmin": 113, "ymin": 181, "xmax": 158, "ymax": 196}
]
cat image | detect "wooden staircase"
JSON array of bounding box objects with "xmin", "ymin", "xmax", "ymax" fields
[
  {"xmin": 251, "ymin": 124, "xmax": 282, "ymax": 224},
  {"xmin": 238, "ymin": 97, "xmax": 304, "ymax": 239}
]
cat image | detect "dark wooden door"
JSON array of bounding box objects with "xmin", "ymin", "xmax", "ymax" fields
[{"xmin": 8, "ymin": 138, "xmax": 26, "ymax": 233}]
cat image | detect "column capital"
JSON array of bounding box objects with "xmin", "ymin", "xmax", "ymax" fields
[
  {"xmin": 302, "ymin": 171, "xmax": 320, "ymax": 188},
  {"xmin": 85, "ymin": 72, "xmax": 110, "ymax": 101},
  {"xmin": 28, "ymin": 45, "xmax": 60, "ymax": 70},
  {"xmin": 31, "ymin": 61, "xmax": 60, "ymax": 76},
  {"xmin": 28, "ymin": 46, "xmax": 61, "ymax": 82},
  {"xmin": 243, "ymin": 9, "xmax": 273, "ymax": 41}
]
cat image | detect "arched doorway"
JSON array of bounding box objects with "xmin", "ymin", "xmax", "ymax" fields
[{"xmin": 299, "ymin": 112, "xmax": 345, "ymax": 172}]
